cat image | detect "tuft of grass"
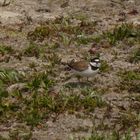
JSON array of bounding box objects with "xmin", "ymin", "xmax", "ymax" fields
[
  {"xmin": 0, "ymin": 76, "xmax": 106, "ymax": 127},
  {"xmin": 0, "ymin": 85, "xmax": 8, "ymax": 99},
  {"xmin": 129, "ymin": 48, "xmax": 140, "ymax": 63},
  {"xmin": 100, "ymin": 60, "xmax": 110, "ymax": 73},
  {"xmin": 76, "ymin": 34, "xmax": 95, "ymax": 45},
  {"xmin": 80, "ymin": 87, "xmax": 106, "ymax": 107},
  {"xmin": 0, "ymin": 71, "xmax": 55, "ymax": 127},
  {"xmin": 23, "ymin": 42, "xmax": 61, "ymax": 60},
  {"xmin": 118, "ymin": 112, "xmax": 140, "ymax": 130},
  {"xmin": 71, "ymin": 13, "xmax": 88, "ymax": 21},
  {"xmin": 83, "ymin": 133, "xmax": 105, "ymax": 140},
  {"xmin": 80, "ymin": 130, "xmax": 132, "ymax": 140},
  {"xmin": 21, "ymin": 92, "xmax": 106, "ymax": 127},
  {"xmin": 104, "ymin": 23, "xmax": 140, "ymax": 45},
  {"xmin": 27, "ymin": 25, "xmax": 50, "ymax": 41},
  {"xmin": 28, "ymin": 62, "xmax": 37, "ymax": 69},
  {"xmin": 59, "ymin": 33, "xmax": 72, "ymax": 46},
  {"xmin": 9, "ymin": 127, "xmax": 32, "ymax": 140},
  {"xmin": 118, "ymin": 70, "xmax": 140, "ymax": 92},
  {"xmin": 27, "ymin": 72, "xmax": 54, "ymax": 91},
  {"xmin": 26, "ymin": 16, "xmax": 99, "ymax": 47},
  {"xmin": 24, "ymin": 43, "xmax": 40, "ymax": 58},
  {"xmin": 47, "ymin": 52, "xmax": 61, "ymax": 67},
  {"xmin": 0, "ymin": 44, "xmax": 14, "ymax": 55},
  {"xmin": 0, "ymin": 69, "xmax": 23, "ymax": 85}
]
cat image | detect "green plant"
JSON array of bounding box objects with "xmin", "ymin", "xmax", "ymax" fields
[
  {"xmin": 118, "ymin": 112, "xmax": 139, "ymax": 131},
  {"xmin": 81, "ymin": 87, "xmax": 106, "ymax": 106},
  {"xmin": 27, "ymin": 72, "xmax": 54, "ymax": 91},
  {"xmin": 9, "ymin": 128, "xmax": 32, "ymax": 140},
  {"xmin": 0, "ymin": 44, "xmax": 14, "ymax": 55},
  {"xmin": 118, "ymin": 70, "xmax": 140, "ymax": 92},
  {"xmin": 104, "ymin": 23, "xmax": 140, "ymax": 45},
  {"xmin": 76, "ymin": 34, "xmax": 94, "ymax": 45},
  {"xmin": 100, "ymin": 60, "xmax": 110, "ymax": 73},
  {"xmin": 47, "ymin": 52, "xmax": 61, "ymax": 67},
  {"xmin": 129, "ymin": 48, "xmax": 140, "ymax": 63},
  {"xmin": 24, "ymin": 43, "xmax": 40, "ymax": 57},
  {"xmin": 80, "ymin": 130, "xmax": 133, "ymax": 140},
  {"xmin": 86, "ymin": 134, "xmax": 104, "ymax": 140},
  {"xmin": 0, "ymin": 85, "xmax": 8, "ymax": 99},
  {"xmin": 24, "ymin": 108, "xmax": 42, "ymax": 127},
  {"xmin": 72, "ymin": 13, "xmax": 88, "ymax": 21},
  {"xmin": 0, "ymin": 70, "xmax": 56, "ymax": 125},
  {"xmin": 29, "ymin": 62, "xmax": 37, "ymax": 69},
  {"xmin": 0, "ymin": 69, "xmax": 23, "ymax": 85},
  {"xmin": 59, "ymin": 33, "xmax": 72, "ymax": 46},
  {"xmin": 27, "ymin": 25, "xmax": 50, "ymax": 41}
]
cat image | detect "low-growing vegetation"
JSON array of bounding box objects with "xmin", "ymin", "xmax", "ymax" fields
[
  {"xmin": 118, "ymin": 70, "xmax": 140, "ymax": 93},
  {"xmin": 81, "ymin": 129, "xmax": 139, "ymax": 140},
  {"xmin": 0, "ymin": 45, "xmax": 14, "ymax": 55},
  {"xmin": 0, "ymin": 69, "xmax": 106, "ymax": 128},
  {"xmin": 104, "ymin": 23, "xmax": 140, "ymax": 45},
  {"xmin": 0, "ymin": 2, "xmax": 140, "ymax": 138},
  {"xmin": 129, "ymin": 47, "xmax": 140, "ymax": 63},
  {"xmin": 99, "ymin": 60, "xmax": 111, "ymax": 73}
]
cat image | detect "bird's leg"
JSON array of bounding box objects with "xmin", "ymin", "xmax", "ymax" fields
[
  {"xmin": 76, "ymin": 75, "xmax": 82, "ymax": 82},
  {"xmin": 86, "ymin": 77, "xmax": 92, "ymax": 83}
]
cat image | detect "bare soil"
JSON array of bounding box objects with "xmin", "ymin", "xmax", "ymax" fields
[{"xmin": 0, "ymin": 0, "xmax": 140, "ymax": 140}]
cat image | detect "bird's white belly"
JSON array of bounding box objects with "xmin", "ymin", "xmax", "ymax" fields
[{"xmin": 73, "ymin": 67, "xmax": 99, "ymax": 77}]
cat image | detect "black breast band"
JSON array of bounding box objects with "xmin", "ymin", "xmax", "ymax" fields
[{"xmin": 90, "ymin": 64, "xmax": 99, "ymax": 70}]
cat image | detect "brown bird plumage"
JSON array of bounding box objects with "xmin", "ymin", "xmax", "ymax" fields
[{"xmin": 68, "ymin": 60, "xmax": 89, "ymax": 71}]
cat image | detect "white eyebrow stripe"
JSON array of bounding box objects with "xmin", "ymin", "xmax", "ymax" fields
[{"xmin": 94, "ymin": 59, "xmax": 100, "ymax": 62}]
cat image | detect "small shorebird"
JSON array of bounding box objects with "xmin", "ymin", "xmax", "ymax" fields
[{"xmin": 68, "ymin": 57, "xmax": 101, "ymax": 81}]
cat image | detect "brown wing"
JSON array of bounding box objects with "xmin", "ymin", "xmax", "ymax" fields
[{"xmin": 68, "ymin": 60, "xmax": 88, "ymax": 71}]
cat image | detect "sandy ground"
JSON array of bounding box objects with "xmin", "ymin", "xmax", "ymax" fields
[{"xmin": 0, "ymin": 0, "xmax": 140, "ymax": 140}]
